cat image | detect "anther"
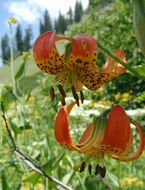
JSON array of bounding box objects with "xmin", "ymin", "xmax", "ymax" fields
[
  {"xmin": 58, "ymin": 84, "xmax": 66, "ymax": 97},
  {"xmin": 79, "ymin": 161, "xmax": 86, "ymax": 173},
  {"xmin": 94, "ymin": 164, "xmax": 100, "ymax": 175},
  {"xmin": 99, "ymin": 166, "xmax": 106, "ymax": 178},
  {"xmin": 88, "ymin": 164, "xmax": 92, "ymax": 175},
  {"xmin": 71, "ymin": 86, "xmax": 79, "ymax": 106},
  {"xmin": 60, "ymin": 95, "xmax": 66, "ymax": 106},
  {"xmin": 50, "ymin": 86, "xmax": 55, "ymax": 101},
  {"xmin": 80, "ymin": 90, "xmax": 84, "ymax": 104}
]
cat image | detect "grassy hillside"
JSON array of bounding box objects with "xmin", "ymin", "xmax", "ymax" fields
[{"xmin": 0, "ymin": 50, "xmax": 40, "ymax": 84}]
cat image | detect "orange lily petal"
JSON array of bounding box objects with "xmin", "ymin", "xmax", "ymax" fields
[
  {"xmin": 102, "ymin": 105, "xmax": 132, "ymax": 151},
  {"xmin": 76, "ymin": 50, "xmax": 126, "ymax": 91},
  {"xmin": 78, "ymin": 117, "xmax": 107, "ymax": 157},
  {"xmin": 120, "ymin": 126, "xmax": 133, "ymax": 156},
  {"xmin": 54, "ymin": 106, "xmax": 70, "ymax": 145},
  {"xmin": 71, "ymin": 35, "xmax": 97, "ymax": 57},
  {"xmin": 33, "ymin": 31, "xmax": 67, "ymax": 74},
  {"xmin": 102, "ymin": 50, "xmax": 126, "ymax": 79},
  {"xmin": 69, "ymin": 35, "xmax": 99, "ymax": 72},
  {"xmin": 106, "ymin": 120, "xmax": 145, "ymax": 162},
  {"xmin": 78, "ymin": 123, "xmax": 93, "ymax": 144},
  {"xmin": 54, "ymin": 103, "xmax": 78, "ymax": 150},
  {"xmin": 77, "ymin": 69, "xmax": 111, "ymax": 91}
]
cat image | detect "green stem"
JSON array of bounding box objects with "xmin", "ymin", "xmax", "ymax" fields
[
  {"xmin": 97, "ymin": 41, "xmax": 145, "ymax": 80},
  {"xmin": 10, "ymin": 25, "xmax": 16, "ymax": 93},
  {"xmin": 132, "ymin": 0, "xmax": 145, "ymax": 16}
]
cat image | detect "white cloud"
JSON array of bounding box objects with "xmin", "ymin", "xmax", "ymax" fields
[
  {"xmin": 6, "ymin": 1, "xmax": 40, "ymax": 23},
  {"xmin": 5, "ymin": 0, "xmax": 89, "ymax": 24}
]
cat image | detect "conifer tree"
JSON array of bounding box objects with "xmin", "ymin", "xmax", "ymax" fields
[
  {"xmin": 39, "ymin": 10, "xmax": 52, "ymax": 34},
  {"xmin": 1, "ymin": 34, "xmax": 10, "ymax": 64},
  {"xmin": 74, "ymin": 1, "xmax": 83, "ymax": 22},
  {"xmin": 23, "ymin": 25, "xmax": 32, "ymax": 51},
  {"xmin": 39, "ymin": 20, "xmax": 44, "ymax": 34},
  {"xmin": 67, "ymin": 7, "xmax": 73, "ymax": 24},
  {"xmin": 15, "ymin": 24, "xmax": 24, "ymax": 53},
  {"xmin": 54, "ymin": 19, "xmax": 59, "ymax": 32},
  {"xmin": 55, "ymin": 12, "xmax": 67, "ymax": 34}
]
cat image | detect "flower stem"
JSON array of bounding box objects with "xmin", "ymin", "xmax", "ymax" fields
[{"xmin": 97, "ymin": 41, "xmax": 145, "ymax": 80}]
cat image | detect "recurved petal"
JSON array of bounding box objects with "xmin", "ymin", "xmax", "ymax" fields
[
  {"xmin": 71, "ymin": 35, "xmax": 97, "ymax": 57},
  {"xmin": 107, "ymin": 120, "xmax": 145, "ymax": 162},
  {"xmin": 69, "ymin": 35, "xmax": 99, "ymax": 71},
  {"xmin": 78, "ymin": 123, "xmax": 93, "ymax": 145},
  {"xmin": 78, "ymin": 117, "xmax": 107, "ymax": 157},
  {"xmin": 102, "ymin": 105, "xmax": 132, "ymax": 151},
  {"xmin": 102, "ymin": 50, "xmax": 126, "ymax": 79},
  {"xmin": 54, "ymin": 103, "xmax": 78, "ymax": 151},
  {"xmin": 77, "ymin": 68, "xmax": 108, "ymax": 91},
  {"xmin": 33, "ymin": 31, "xmax": 67, "ymax": 74}
]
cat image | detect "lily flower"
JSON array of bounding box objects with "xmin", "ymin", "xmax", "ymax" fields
[
  {"xmin": 33, "ymin": 31, "xmax": 126, "ymax": 91},
  {"xmin": 54, "ymin": 103, "xmax": 145, "ymax": 164}
]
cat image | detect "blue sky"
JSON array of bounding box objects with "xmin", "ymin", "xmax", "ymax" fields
[{"xmin": 0, "ymin": 0, "xmax": 89, "ymax": 66}]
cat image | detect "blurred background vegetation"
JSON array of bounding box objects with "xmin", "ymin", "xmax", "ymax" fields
[{"xmin": 0, "ymin": 0, "xmax": 145, "ymax": 189}]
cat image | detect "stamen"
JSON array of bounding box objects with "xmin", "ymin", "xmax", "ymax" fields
[
  {"xmin": 80, "ymin": 90, "xmax": 84, "ymax": 104},
  {"xmin": 58, "ymin": 84, "xmax": 66, "ymax": 97},
  {"xmin": 60, "ymin": 95, "xmax": 66, "ymax": 106},
  {"xmin": 88, "ymin": 164, "xmax": 92, "ymax": 175},
  {"xmin": 79, "ymin": 161, "xmax": 86, "ymax": 172},
  {"xmin": 94, "ymin": 164, "xmax": 100, "ymax": 175},
  {"xmin": 71, "ymin": 86, "xmax": 80, "ymax": 106},
  {"xmin": 50, "ymin": 86, "xmax": 55, "ymax": 101},
  {"xmin": 99, "ymin": 166, "xmax": 106, "ymax": 178}
]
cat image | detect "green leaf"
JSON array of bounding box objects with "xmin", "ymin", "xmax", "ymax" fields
[
  {"xmin": 19, "ymin": 122, "xmax": 32, "ymax": 131},
  {"xmin": 62, "ymin": 171, "xmax": 75, "ymax": 185},
  {"xmin": 15, "ymin": 62, "xmax": 25, "ymax": 80},
  {"xmin": 9, "ymin": 120, "xmax": 22, "ymax": 134},
  {"xmin": 64, "ymin": 43, "xmax": 72, "ymax": 62},
  {"xmin": 52, "ymin": 151, "xmax": 65, "ymax": 168},
  {"xmin": 24, "ymin": 172, "xmax": 41, "ymax": 185},
  {"xmin": 135, "ymin": 64, "xmax": 145, "ymax": 77},
  {"xmin": 0, "ymin": 87, "xmax": 10, "ymax": 112},
  {"xmin": 102, "ymin": 171, "xmax": 119, "ymax": 188},
  {"xmin": 1, "ymin": 172, "xmax": 10, "ymax": 190},
  {"xmin": 42, "ymin": 152, "xmax": 65, "ymax": 172}
]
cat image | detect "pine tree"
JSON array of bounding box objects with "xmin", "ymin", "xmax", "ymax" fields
[
  {"xmin": 55, "ymin": 12, "xmax": 67, "ymax": 34},
  {"xmin": 15, "ymin": 24, "xmax": 24, "ymax": 53},
  {"xmin": 39, "ymin": 10, "xmax": 52, "ymax": 34},
  {"xmin": 67, "ymin": 7, "xmax": 73, "ymax": 24},
  {"xmin": 23, "ymin": 25, "xmax": 32, "ymax": 51},
  {"xmin": 54, "ymin": 19, "xmax": 59, "ymax": 32},
  {"xmin": 39, "ymin": 20, "xmax": 44, "ymax": 34},
  {"xmin": 74, "ymin": 1, "xmax": 83, "ymax": 23},
  {"xmin": 1, "ymin": 34, "xmax": 10, "ymax": 64}
]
